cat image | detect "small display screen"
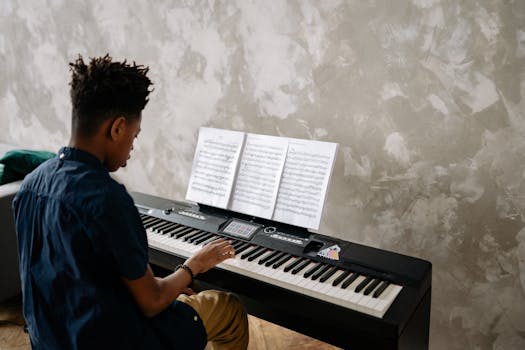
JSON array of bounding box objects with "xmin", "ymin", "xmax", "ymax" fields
[{"xmin": 222, "ymin": 219, "xmax": 259, "ymax": 239}]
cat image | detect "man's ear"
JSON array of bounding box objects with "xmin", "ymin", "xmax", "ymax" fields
[{"xmin": 109, "ymin": 116, "xmax": 127, "ymax": 141}]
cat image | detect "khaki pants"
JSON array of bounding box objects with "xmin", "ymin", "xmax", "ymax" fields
[{"xmin": 178, "ymin": 290, "xmax": 249, "ymax": 350}]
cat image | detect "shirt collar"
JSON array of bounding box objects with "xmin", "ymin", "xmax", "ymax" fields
[{"xmin": 58, "ymin": 147, "xmax": 106, "ymax": 170}]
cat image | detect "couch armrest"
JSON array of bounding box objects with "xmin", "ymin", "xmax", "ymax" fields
[{"xmin": 0, "ymin": 180, "xmax": 22, "ymax": 302}]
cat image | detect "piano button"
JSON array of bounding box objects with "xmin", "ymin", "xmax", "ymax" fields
[
  {"xmin": 311, "ymin": 264, "xmax": 331, "ymax": 281},
  {"xmin": 341, "ymin": 273, "xmax": 359, "ymax": 289},
  {"xmin": 319, "ymin": 266, "xmax": 338, "ymax": 283},
  {"xmin": 355, "ymin": 276, "xmax": 373, "ymax": 293},
  {"xmin": 271, "ymin": 254, "xmax": 293, "ymax": 269},
  {"xmin": 363, "ymin": 278, "xmax": 381, "ymax": 296},
  {"xmin": 265, "ymin": 252, "xmax": 287, "ymax": 267},
  {"xmin": 234, "ymin": 243, "xmax": 251, "ymax": 254},
  {"xmin": 284, "ymin": 257, "xmax": 304, "ymax": 273},
  {"xmin": 303, "ymin": 263, "xmax": 323, "ymax": 279},
  {"xmin": 247, "ymin": 248, "xmax": 269, "ymax": 262},
  {"xmin": 372, "ymin": 281, "xmax": 391, "ymax": 298},
  {"xmin": 291, "ymin": 259, "xmax": 311, "ymax": 275},
  {"xmin": 240, "ymin": 246, "xmax": 262, "ymax": 260},
  {"xmin": 258, "ymin": 250, "xmax": 280, "ymax": 265}
]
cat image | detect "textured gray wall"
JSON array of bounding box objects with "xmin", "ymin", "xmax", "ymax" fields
[{"xmin": 1, "ymin": 0, "xmax": 524, "ymax": 349}]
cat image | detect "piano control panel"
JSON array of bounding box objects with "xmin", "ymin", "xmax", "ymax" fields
[{"xmin": 221, "ymin": 219, "xmax": 261, "ymax": 240}]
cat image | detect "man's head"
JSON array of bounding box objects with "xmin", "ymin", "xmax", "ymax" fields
[{"xmin": 69, "ymin": 54, "xmax": 152, "ymax": 171}]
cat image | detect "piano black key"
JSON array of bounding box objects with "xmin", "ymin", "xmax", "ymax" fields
[
  {"xmin": 173, "ymin": 227, "xmax": 194, "ymax": 238},
  {"xmin": 193, "ymin": 233, "xmax": 216, "ymax": 245},
  {"xmin": 149, "ymin": 220, "xmax": 170, "ymax": 231},
  {"xmin": 332, "ymin": 270, "xmax": 351, "ymax": 286},
  {"xmin": 199, "ymin": 235, "xmax": 220, "ymax": 246},
  {"xmin": 144, "ymin": 218, "xmax": 163, "ymax": 229},
  {"xmin": 341, "ymin": 273, "xmax": 359, "ymax": 289},
  {"xmin": 162, "ymin": 224, "xmax": 182, "ymax": 235},
  {"xmin": 241, "ymin": 246, "xmax": 263, "ymax": 260},
  {"xmin": 265, "ymin": 252, "xmax": 287, "ymax": 267},
  {"xmin": 311, "ymin": 264, "xmax": 331, "ymax": 281},
  {"xmin": 355, "ymin": 276, "xmax": 373, "ymax": 293},
  {"xmin": 247, "ymin": 248, "xmax": 269, "ymax": 262},
  {"xmin": 272, "ymin": 254, "xmax": 293, "ymax": 269},
  {"xmin": 363, "ymin": 279, "xmax": 381, "ymax": 296},
  {"xmin": 153, "ymin": 221, "xmax": 174, "ymax": 232},
  {"xmin": 183, "ymin": 230, "xmax": 204, "ymax": 242},
  {"xmin": 231, "ymin": 241, "xmax": 245, "ymax": 250},
  {"xmin": 234, "ymin": 243, "xmax": 251, "ymax": 254},
  {"xmin": 141, "ymin": 216, "xmax": 157, "ymax": 225},
  {"xmin": 373, "ymin": 281, "xmax": 391, "ymax": 298},
  {"xmin": 157, "ymin": 223, "xmax": 178, "ymax": 234},
  {"xmin": 284, "ymin": 258, "xmax": 304, "ymax": 273},
  {"xmin": 291, "ymin": 259, "xmax": 310, "ymax": 274},
  {"xmin": 319, "ymin": 266, "xmax": 339, "ymax": 283},
  {"xmin": 187, "ymin": 231, "xmax": 209, "ymax": 244},
  {"xmin": 258, "ymin": 251, "xmax": 280, "ymax": 265},
  {"xmin": 303, "ymin": 263, "xmax": 322, "ymax": 278}
]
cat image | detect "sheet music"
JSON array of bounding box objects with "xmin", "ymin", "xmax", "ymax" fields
[
  {"xmin": 185, "ymin": 127, "xmax": 245, "ymax": 208},
  {"xmin": 273, "ymin": 139, "xmax": 338, "ymax": 230},
  {"xmin": 230, "ymin": 133, "xmax": 288, "ymax": 219}
]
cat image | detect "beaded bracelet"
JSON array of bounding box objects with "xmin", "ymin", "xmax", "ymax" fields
[{"xmin": 176, "ymin": 264, "xmax": 194, "ymax": 285}]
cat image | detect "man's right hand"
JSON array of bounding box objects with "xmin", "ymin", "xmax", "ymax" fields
[{"xmin": 185, "ymin": 238, "xmax": 235, "ymax": 276}]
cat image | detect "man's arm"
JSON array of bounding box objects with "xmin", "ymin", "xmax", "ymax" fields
[{"xmin": 122, "ymin": 238, "xmax": 235, "ymax": 317}]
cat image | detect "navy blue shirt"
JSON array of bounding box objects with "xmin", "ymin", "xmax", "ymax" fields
[{"xmin": 13, "ymin": 147, "xmax": 206, "ymax": 350}]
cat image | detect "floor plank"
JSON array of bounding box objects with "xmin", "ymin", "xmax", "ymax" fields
[{"xmin": 0, "ymin": 295, "xmax": 340, "ymax": 349}]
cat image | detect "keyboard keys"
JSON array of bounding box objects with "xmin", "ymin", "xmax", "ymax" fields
[
  {"xmin": 364, "ymin": 279, "xmax": 381, "ymax": 296},
  {"xmin": 303, "ymin": 263, "xmax": 322, "ymax": 278},
  {"xmin": 373, "ymin": 281, "xmax": 391, "ymax": 298},
  {"xmin": 141, "ymin": 213, "xmax": 403, "ymax": 318},
  {"xmin": 355, "ymin": 276, "xmax": 373, "ymax": 293},
  {"xmin": 341, "ymin": 273, "xmax": 359, "ymax": 289}
]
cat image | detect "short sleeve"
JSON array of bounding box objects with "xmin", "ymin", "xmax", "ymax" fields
[{"xmin": 95, "ymin": 183, "xmax": 149, "ymax": 280}]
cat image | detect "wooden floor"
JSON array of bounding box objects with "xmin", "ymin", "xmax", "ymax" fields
[{"xmin": 0, "ymin": 295, "xmax": 340, "ymax": 350}]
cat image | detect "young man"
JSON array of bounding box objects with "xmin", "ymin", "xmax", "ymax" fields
[{"xmin": 13, "ymin": 55, "xmax": 248, "ymax": 349}]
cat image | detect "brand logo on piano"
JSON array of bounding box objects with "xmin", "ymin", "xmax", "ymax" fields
[{"xmin": 317, "ymin": 244, "xmax": 341, "ymax": 261}]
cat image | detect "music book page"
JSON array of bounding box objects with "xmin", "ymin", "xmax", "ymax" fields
[
  {"xmin": 185, "ymin": 127, "xmax": 245, "ymax": 208},
  {"xmin": 229, "ymin": 133, "xmax": 288, "ymax": 219},
  {"xmin": 272, "ymin": 139, "xmax": 338, "ymax": 230},
  {"xmin": 186, "ymin": 127, "xmax": 338, "ymax": 230}
]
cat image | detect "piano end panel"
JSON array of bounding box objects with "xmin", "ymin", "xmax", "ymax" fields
[{"xmin": 397, "ymin": 287, "xmax": 431, "ymax": 350}]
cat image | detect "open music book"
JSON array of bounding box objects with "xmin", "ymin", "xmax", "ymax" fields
[{"xmin": 185, "ymin": 127, "xmax": 338, "ymax": 230}]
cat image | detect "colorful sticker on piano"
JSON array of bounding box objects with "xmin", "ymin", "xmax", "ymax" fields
[{"xmin": 317, "ymin": 244, "xmax": 341, "ymax": 261}]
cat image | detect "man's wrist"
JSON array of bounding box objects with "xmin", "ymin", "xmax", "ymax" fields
[{"xmin": 176, "ymin": 264, "xmax": 195, "ymax": 285}]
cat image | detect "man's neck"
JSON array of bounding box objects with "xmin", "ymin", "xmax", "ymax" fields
[{"xmin": 68, "ymin": 136, "xmax": 106, "ymax": 165}]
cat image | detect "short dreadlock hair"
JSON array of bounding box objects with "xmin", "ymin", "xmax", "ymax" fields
[{"xmin": 69, "ymin": 54, "xmax": 153, "ymax": 137}]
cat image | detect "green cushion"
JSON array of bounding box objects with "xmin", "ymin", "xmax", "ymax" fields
[{"xmin": 0, "ymin": 150, "xmax": 56, "ymax": 185}]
